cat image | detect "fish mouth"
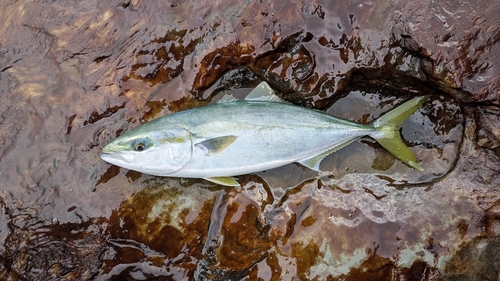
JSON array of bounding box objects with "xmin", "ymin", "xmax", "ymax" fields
[
  {"xmin": 100, "ymin": 152, "xmax": 135, "ymax": 164},
  {"xmin": 101, "ymin": 146, "xmax": 113, "ymax": 154},
  {"xmin": 101, "ymin": 144, "xmax": 119, "ymax": 154}
]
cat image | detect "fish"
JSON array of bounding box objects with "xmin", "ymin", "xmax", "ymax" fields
[{"xmin": 100, "ymin": 82, "xmax": 430, "ymax": 186}]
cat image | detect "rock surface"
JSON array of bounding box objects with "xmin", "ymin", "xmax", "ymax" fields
[{"xmin": 0, "ymin": 0, "xmax": 499, "ymax": 280}]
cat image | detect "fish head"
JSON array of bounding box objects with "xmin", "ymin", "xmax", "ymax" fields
[{"xmin": 100, "ymin": 125, "xmax": 193, "ymax": 176}]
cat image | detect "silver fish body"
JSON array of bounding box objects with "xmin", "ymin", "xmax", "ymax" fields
[{"xmin": 101, "ymin": 82, "xmax": 429, "ymax": 186}]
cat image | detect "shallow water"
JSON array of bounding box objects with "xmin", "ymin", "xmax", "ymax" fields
[{"xmin": 0, "ymin": 0, "xmax": 499, "ymax": 280}]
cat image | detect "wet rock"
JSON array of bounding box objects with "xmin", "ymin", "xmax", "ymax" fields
[
  {"xmin": 440, "ymin": 235, "xmax": 500, "ymax": 281},
  {"xmin": 476, "ymin": 106, "xmax": 500, "ymax": 151},
  {"xmin": 0, "ymin": 0, "xmax": 499, "ymax": 280},
  {"xmin": 392, "ymin": 0, "xmax": 500, "ymax": 104},
  {"xmin": 5, "ymin": 217, "xmax": 107, "ymax": 280},
  {"xmin": 101, "ymin": 179, "xmax": 219, "ymax": 280}
]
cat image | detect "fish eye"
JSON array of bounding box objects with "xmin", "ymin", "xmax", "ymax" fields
[
  {"xmin": 134, "ymin": 143, "xmax": 145, "ymax": 151},
  {"xmin": 131, "ymin": 138, "xmax": 152, "ymax": 152}
]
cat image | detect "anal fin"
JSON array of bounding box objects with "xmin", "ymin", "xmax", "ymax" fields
[
  {"xmin": 298, "ymin": 137, "xmax": 361, "ymax": 171},
  {"xmin": 204, "ymin": 176, "xmax": 240, "ymax": 186}
]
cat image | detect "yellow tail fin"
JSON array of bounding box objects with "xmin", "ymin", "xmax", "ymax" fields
[{"xmin": 370, "ymin": 96, "xmax": 430, "ymax": 171}]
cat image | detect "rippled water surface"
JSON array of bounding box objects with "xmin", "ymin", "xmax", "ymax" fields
[{"xmin": 0, "ymin": 0, "xmax": 499, "ymax": 280}]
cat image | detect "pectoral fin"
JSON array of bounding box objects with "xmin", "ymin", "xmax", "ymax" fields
[
  {"xmin": 298, "ymin": 137, "xmax": 361, "ymax": 171},
  {"xmin": 195, "ymin": 136, "xmax": 238, "ymax": 155},
  {"xmin": 204, "ymin": 176, "xmax": 240, "ymax": 186}
]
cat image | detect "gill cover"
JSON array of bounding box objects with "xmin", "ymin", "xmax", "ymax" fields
[{"xmin": 146, "ymin": 126, "xmax": 193, "ymax": 175}]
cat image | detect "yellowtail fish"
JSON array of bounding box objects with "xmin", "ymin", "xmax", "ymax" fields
[{"xmin": 101, "ymin": 82, "xmax": 429, "ymax": 186}]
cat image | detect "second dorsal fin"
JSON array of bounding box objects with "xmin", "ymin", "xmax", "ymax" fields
[{"xmin": 245, "ymin": 82, "xmax": 284, "ymax": 102}]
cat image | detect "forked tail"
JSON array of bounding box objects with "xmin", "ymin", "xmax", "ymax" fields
[{"xmin": 369, "ymin": 96, "xmax": 430, "ymax": 171}]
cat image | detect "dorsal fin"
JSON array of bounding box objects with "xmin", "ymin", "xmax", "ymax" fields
[
  {"xmin": 217, "ymin": 94, "xmax": 238, "ymax": 103},
  {"xmin": 245, "ymin": 82, "xmax": 284, "ymax": 102}
]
